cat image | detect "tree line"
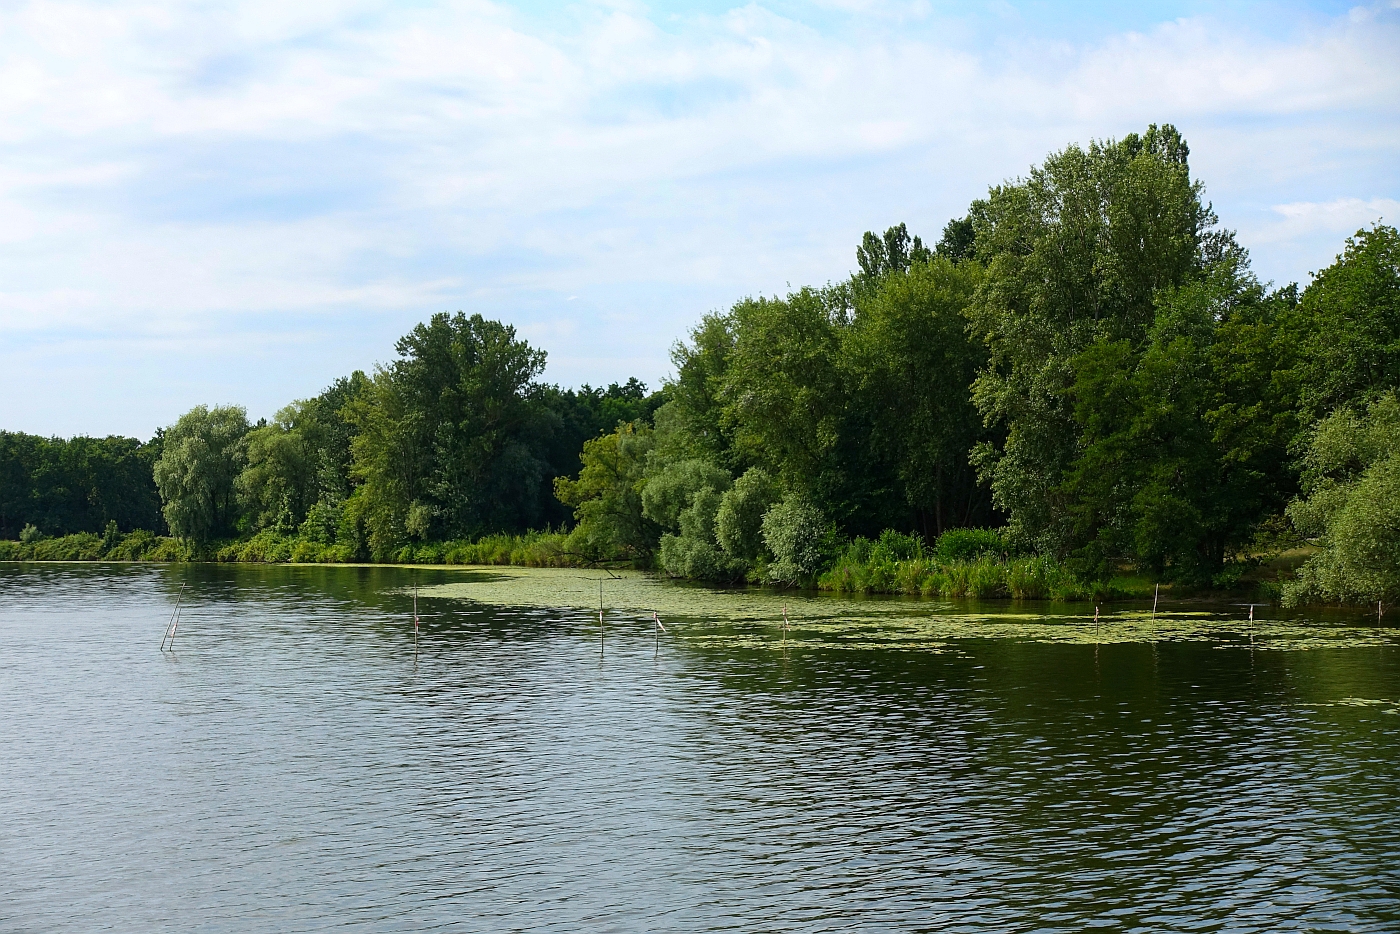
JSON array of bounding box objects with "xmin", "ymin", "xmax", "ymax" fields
[
  {"xmin": 0, "ymin": 432, "xmax": 164, "ymax": 540},
  {"xmin": 4, "ymin": 124, "xmax": 1397, "ymax": 606}
]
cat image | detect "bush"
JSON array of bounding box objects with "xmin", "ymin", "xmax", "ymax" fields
[
  {"xmin": 934, "ymin": 528, "xmax": 1005, "ymax": 563},
  {"xmin": 762, "ymin": 493, "xmax": 838, "ymax": 585},
  {"xmin": 715, "ymin": 468, "xmax": 780, "ymax": 561},
  {"xmin": 1284, "ymin": 394, "xmax": 1400, "ymax": 607}
]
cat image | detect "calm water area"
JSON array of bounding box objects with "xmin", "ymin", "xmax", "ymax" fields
[{"xmin": 2, "ymin": 562, "xmax": 1398, "ymax": 932}]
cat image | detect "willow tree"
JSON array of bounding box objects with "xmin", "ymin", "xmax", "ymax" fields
[{"xmin": 153, "ymin": 405, "xmax": 250, "ymax": 543}]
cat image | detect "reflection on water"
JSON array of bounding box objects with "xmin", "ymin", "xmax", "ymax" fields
[{"xmin": 1, "ymin": 563, "xmax": 1397, "ymax": 933}]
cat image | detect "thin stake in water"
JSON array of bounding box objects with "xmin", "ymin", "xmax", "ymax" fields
[
  {"xmin": 654, "ymin": 610, "xmax": 666, "ymax": 657},
  {"xmin": 160, "ymin": 583, "xmax": 186, "ymax": 652},
  {"xmin": 782, "ymin": 604, "xmax": 790, "ymax": 643},
  {"xmin": 1151, "ymin": 583, "xmax": 1160, "ymax": 622},
  {"xmin": 413, "ymin": 578, "xmax": 420, "ymax": 662},
  {"xmin": 1234, "ymin": 603, "xmax": 1266, "ymax": 649},
  {"xmin": 599, "ymin": 578, "xmax": 605, "ymax": 657}
]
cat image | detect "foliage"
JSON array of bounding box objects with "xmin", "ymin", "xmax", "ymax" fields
[
  {"xmin": 642, "ymin": 457, "xmax": 742, "ymax": 580},
  {"xmin": 969, "ymin": 124, "xmax": 1218, "ymax": 556},
  {"xmin": 153, "ymin": 405, "xmax": 251, "ymax": 543},
  {"xmin": 348, "ymin": 312, "xmax": 553, "ymax": 556},
  {"xmin": 0, "ymin": 529, "xmax": 192, "ymax": 562},
  {"xmin": 855, "ymin": 222, "xmax": 931, "ymax": 283},
  {"xmin": 934, "ymin": 528, "xmax": 1005, "ymax": 563},
  {"xmin": 641, "ymin": 458, "xmax": 732, "ymax": 529},
  {"xmin": 818, "ymin": 547, "xmax": 1138, "ymax": 601},
  {"xmin": 762, "ymin": 492, "xmax": 837, "ymax": 585},
  {"xmin": 662, "ymin": 230, "xmax": 995, "ymax": 539},
  {"xmin": 553, "ymin": 422, "xmax": 657, "ymax": 564},
  {"xmin": 234, "ymin": 372, "xmax": 372, "ymax": 539},
  {"xmin": 1283, "ymin": 225, "xmax": 1400, "ymax": 422},
  {"xmin": 846, "ymin": 256, "xmax": 992, "ymax": 536},
  {"xmin": 0, "ymin": 431, "xmax": 164, "ymax": 539},
  {"xmin": 237, "ymin": 410, "xmax": 320, "ymax": 534},
  {"xmin": 715, "ymin": 467, "xmax": 781, "ymax": 561},
  {"xmin": 10, "ymin": 128, "xmax": 1395, "ymax": 609},
  {"xmin": 1056, "ymin": 257, "xmax": 1297, "ymax": 581},
  {"xmin": 657, "ymin": 487, "xmax": 746, "ymax": 582},
  {"xmin": 1284, "ymin": 394, "xmax": 1400, "ymax": 606}
]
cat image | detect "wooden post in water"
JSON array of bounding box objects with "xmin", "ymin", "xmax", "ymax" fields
[
  {"xmin": 1094, "ymin": 605, "xmax": 1100, "ymax": 637},
  {"xmin": 161, "ymin": 583, "xmax": 186, "ymax": 652},
  {"xmin": 1151, "ymin": 583, "xmax": 1160, "ymax": 622}
]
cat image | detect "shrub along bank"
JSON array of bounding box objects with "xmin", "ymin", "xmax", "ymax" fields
[{"xmin": 0, "ymin": 524, "xmax": 1154, "ymax": 603}]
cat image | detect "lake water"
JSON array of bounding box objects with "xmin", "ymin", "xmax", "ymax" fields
[{"xmin": 2, "ymin": 563, "xmax": 1398, "ymax": 932}]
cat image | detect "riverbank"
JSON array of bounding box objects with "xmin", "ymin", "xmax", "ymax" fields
[
  {"xmin": 1, "ymin": 528, "xmax": 1297, "ymax": 605},
  {"xmin": 0, "ymin": 529, "xmax": 577, "ymax": 567}
]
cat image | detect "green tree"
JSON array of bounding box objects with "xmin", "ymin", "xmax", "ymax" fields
[
  {"xmin": 224, "ymin": 372, "xmax": 370, "ymax": 543},
  {"xmin": 718, "ymin": 288, "xmax": 849, "ymax": 511},
  {"xmin": 236, "ymin": 407, "xmax": 319, "ymax": 534},
  {"xmin": 641, "ymin": 457, "xmax": 740, "ymax": 580},
  {"xmin": 762, "ymin": 492, "xmax": 837, "ymax": 585},
  {"xmin": 1055, "ymin": 253, "xmax": 1300, "ymax": 580},
  {"xmin": 553, "ymin": 422, "xmax": 658, "ymax": 563},
  {"xmin": 846, "ymin": 255, "xmax": 989, "ymax": 537},
  {"xmin": 350, "ymin": 313, "xmax": 550, "ymax": 555},
  {"xmin": 1283, "ymin": 224, "xmax": 1400, "ymax": 422},
  {"xmin": 856, "ymin": 222, "xmax": 931, "ymax": 283},
  {"xmin": 656, "ymin": 486, "xmax": 745, "ymax": 581},
  {"xmin": 715, "ymin": 467, "xmax": 781, "ymax": 561},
  {"xmin": 935, "ymin": 213, "xmax": 977, "ymax": 263},
  {"xmin": 663, "ymin": 313, "xmax": 739, "ymax": 469},
  {"xmin": 969, "ymin": 123, "xmax": 1225, "ymax": 555},
  {"xmin": 1285, "ymin": 394, "xmax": 1400, "ymax": 606},
  {"xmin": 0, "ymin": 432, "xmax": 165, "ymax": 538},
  {"xmin": 153, "ymin": 405, "xmax": 250, "ymax": 542}
]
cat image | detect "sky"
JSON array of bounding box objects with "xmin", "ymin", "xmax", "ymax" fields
[{"xmin": 1, "ymin": 0, "xmax": 1397, "ymax": 439}]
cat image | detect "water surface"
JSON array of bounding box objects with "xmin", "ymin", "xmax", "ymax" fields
[{"xmin": 2, "ymin": 563, "xmax": 1397, "ymax": 932}]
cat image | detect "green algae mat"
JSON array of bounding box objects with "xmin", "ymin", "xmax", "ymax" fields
[{"xmin": 421, "ymin": 566, "xmax": 1398, "ymax": 653}]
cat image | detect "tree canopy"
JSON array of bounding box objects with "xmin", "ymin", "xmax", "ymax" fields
[{"xmin": 10, "ymin": 124, "xmax": 1399, "ymax": 606}]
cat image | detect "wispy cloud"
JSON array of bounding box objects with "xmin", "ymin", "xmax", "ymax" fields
[{"xmin": 0, "ymin": 1, "xmax": 1396, "ymax": 435}]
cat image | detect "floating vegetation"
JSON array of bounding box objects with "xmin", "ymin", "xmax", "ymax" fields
[{"xmin": 420, "ymin": 567, "xmax": 1400, "ymax": 652}]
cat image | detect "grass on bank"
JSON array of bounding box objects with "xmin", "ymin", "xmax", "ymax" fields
[
  {"xmin": 0, "ymin": 525, "xmax": 1285, "ymax": 604},
  {"xmin": 0, "ymin": 527, "xmax": 581, "ymax": 568},
  {"xmin": 816, "ymin": 529, "xmax": 1157, "ymax": 601}
]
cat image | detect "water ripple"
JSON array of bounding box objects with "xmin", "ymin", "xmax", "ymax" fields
[{"xmin": 0, "ymin": 563, "xmax": 1397, "ymax": 932}]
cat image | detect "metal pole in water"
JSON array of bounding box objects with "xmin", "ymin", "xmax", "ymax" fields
[
  {"xmin": 161, "ymin": 583, "xmax": 186, "ymax": 652},
  {"xmin": 783, "ymin": 603, "xmax": 789, "ymax": 643},
  {"xmin": 654, "ymin": 610, "xmax": 666, "ymax": 658},
  {"xmin": 413, "ymin": 578, "xmax": 420, "ymax": 662},
  {"xmin": 599, "ymin": 579, "xmax": 604, "ymax": 657},
  {"xmin": 1151, "ymin": 583, "xmax": 1159, "ymax": 622}
]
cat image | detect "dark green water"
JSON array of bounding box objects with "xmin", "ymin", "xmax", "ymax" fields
[{"xmin": 1, "ymin": 563, "xmax": 1397, "ymax": 932}]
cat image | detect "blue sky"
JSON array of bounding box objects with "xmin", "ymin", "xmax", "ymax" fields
[{"xmin": 1, "ymin": 0, "xmax": 1397, "ymax": 438}]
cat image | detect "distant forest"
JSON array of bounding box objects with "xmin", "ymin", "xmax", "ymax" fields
[{"xmin": 4, "ymin": 124, "xmax": 1398, "ymax": 607}]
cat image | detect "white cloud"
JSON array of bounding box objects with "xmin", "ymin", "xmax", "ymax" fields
[
  {"xmin": 0, "ymin": 0, "xmax": 1395, "ymax": 434},
  {"xmin": 1260, "ymin": 197, "xmax": 1400, "ymax": 241}
]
